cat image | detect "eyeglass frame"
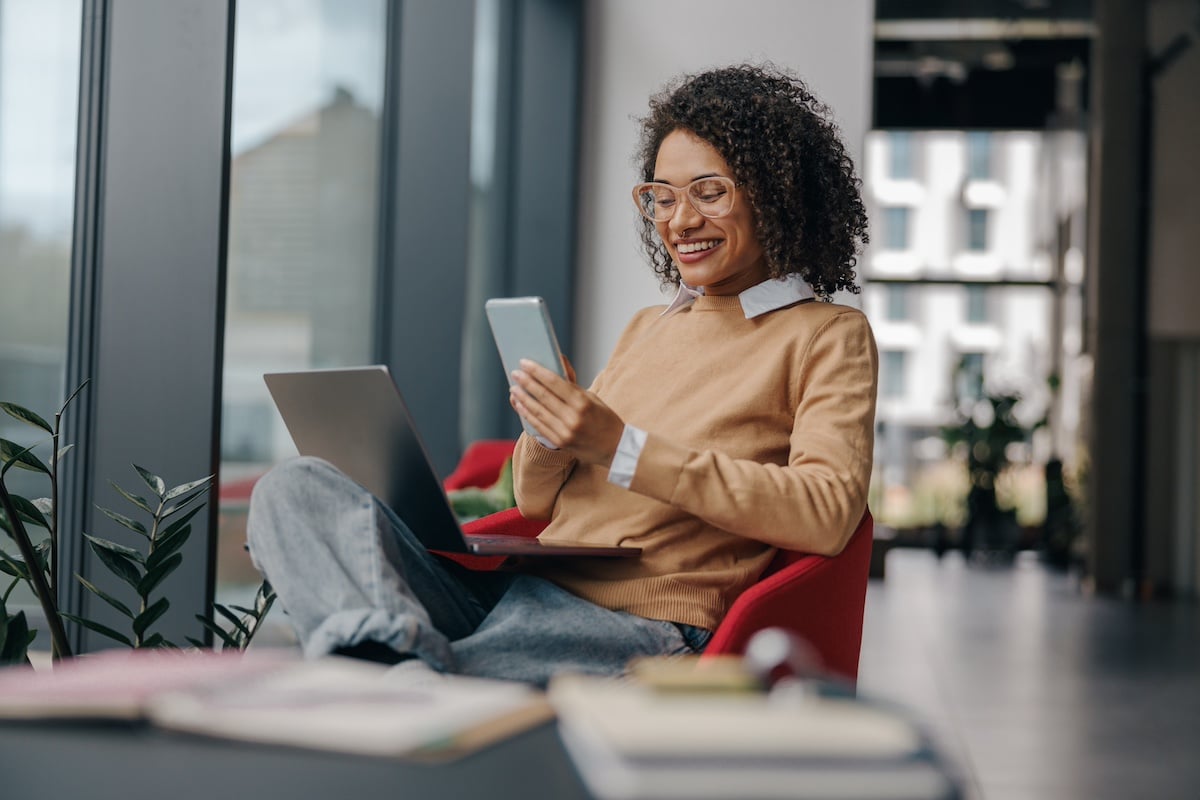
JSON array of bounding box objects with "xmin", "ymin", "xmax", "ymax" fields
[{"xmin": 631, "ymin": 176, "xmax": 739, "ymax": 223}]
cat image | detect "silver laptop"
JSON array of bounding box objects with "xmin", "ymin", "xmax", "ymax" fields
[{"xmin": 263, "ymin": 366, "xmax": 640, "ymax": 558}]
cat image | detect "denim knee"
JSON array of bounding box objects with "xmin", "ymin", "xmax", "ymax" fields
[{"xmin": 246, "ymin": 455, "xmax": 355, "ymax": 565}]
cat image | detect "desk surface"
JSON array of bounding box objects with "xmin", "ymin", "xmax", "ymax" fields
[
  {"xmin": 0, "ymin": 719, "xmax": 588, "ymax": 800},
  {"xmin": 1, "ymin": 715, "xmax": 963, "ymax": 800}
]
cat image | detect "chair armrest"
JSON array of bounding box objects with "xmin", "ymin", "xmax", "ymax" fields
[{"xmin": 704, "ymin": 512, "xmax": 874, "ymax": 684}]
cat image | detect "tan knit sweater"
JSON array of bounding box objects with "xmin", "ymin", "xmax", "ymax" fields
[{"xmin": 512, "ymin": 294, "xmax": 878, "ymax": 631}]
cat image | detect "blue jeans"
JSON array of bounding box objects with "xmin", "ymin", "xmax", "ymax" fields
[{"xmin": 246, "ymin": 457, "xmax": 710, "ymax": 687}]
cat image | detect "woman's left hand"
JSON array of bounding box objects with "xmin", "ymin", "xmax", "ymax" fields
[{"xmin": 509, "ymin": 359, "xmax": 625, "ymax": 467}]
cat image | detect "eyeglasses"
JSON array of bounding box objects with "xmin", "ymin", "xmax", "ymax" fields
[{"xmin": 631, "ymin": 176, "xmax": 737, "ymax": 223}]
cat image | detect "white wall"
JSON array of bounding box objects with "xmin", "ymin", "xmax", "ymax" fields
[{"xmin": 572, "ymin": 0, "xmax": 875, "ymax": 380}]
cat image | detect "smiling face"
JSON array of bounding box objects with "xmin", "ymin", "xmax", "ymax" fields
[{"xmin": 652, "ymin": 129, "xmax": 767, "ymax": 296}]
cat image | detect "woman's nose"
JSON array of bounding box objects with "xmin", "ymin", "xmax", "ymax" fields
[{"xmin": 668, "ymin": 197, "xmax": 703, "ymax": 235}]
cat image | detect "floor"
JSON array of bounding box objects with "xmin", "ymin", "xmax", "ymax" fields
[{"xmin": 856, "ymin": 549, "xmax": 1200, "ymax": 800}]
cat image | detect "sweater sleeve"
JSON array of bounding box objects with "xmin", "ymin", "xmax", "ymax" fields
[
  {"xmin": 513, "ymin": 306, "xmax": 664, "ymax": 519},
  {"xmin": 512, "ymin": 432, "xmax": 577, "ymax": 520},
  {"xmin": 627, "ymin": 310, "xmax": 878, "ymax": 555}
]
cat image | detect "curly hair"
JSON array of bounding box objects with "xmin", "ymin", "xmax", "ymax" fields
[{"xmin": 635, "ymin": 64, "xmax": 867, "ymax": 299}]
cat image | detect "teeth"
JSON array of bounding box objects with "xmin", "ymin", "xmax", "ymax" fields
[{"xmin": 677, "ymin": 240, "xmax": 721, "ymax": 254}]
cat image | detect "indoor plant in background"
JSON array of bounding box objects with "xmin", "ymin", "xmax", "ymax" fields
[
  {"xmin": 0, "ymin": 387, "xmax": 274, "ymax": 666},
  {"xmin": 940, "ymin": 360, "xmax": 1046, "ymax": 559}
]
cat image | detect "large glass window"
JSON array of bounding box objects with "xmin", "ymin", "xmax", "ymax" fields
[
  {"xmin": 216, "ymin": 0, "xmax": 387, "ymax": 614},
  {"xmin": 0, "ymin": 1, "xmax": 82, "ymax": 615}
]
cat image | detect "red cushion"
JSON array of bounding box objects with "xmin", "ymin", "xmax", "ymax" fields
[{"xmin": 443, "ymin": 440, "xmax": 517, "ymax": 491}]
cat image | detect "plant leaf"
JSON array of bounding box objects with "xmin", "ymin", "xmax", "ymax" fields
[
  {"xmin": 146, "ymin": 524, "xmax": 191, "ymax": 571},
  {"xmin": 58, "ymin": 379, "xmax": 90, "ymax": 416},
  {"xmin": 57, "ymin": 443, "xmax": 75, "ymax": 463},
  {"xmin": 160, "ymin": 487, "xmax": 210, "ymax": 519},
  {"xmin": 0, "ymin": 548, "xmax": 29, "ymax": 580},
  {"xmin": 97, "ymin": 506, "xmax": 148, "ymax": 536},
  {"xmin": 0, "ymin": 610, "xmax": 32, "ymax": 664},
  {"xmin": 9, "ymin": 493, "xmax": 49, "ymax": 530},
  {"xmin": 141, "ymin": 633, "xmax": 177, "ymax": 649},
  {"xmin": 108, "ymin": 481, "xmax": 154, "ymax": 515},
  {"xmin": 33, "ymin": 538, "xmax": 50, "ymax": 570},
  {"xmin": 228, "ymin": 604, "xmax": 259, "ymax": 617},
  {"xmin": 76, "ymin": 575, "xmax": 135, "ymax": 619},
  {"xmin": 194, "ymin": 615, "xmax": 239, "ymax": 649},
  {"xmin": 85, "ymin": 542, "xmax": 143, "ymax": 590},
  {"xmin": 61, "ymin": 612, "xmax": 133, "ymax": 648},
  {"xmin": 184, "ymin": 636, "xmax": 206, "ymax": 649},
  {"xmin": 84, "ymin": 533, "xmax": 146, "ymax": 564},
  {"xmin": 133, "ymin": 596, "xmax": 170, "ymax": 640},
  {"xmin": 213, "ymin": 603, "xmax": 251, "ymax": 640},
  {"xmin": 165, "ymin": 476, "xmax": 213, "ymax": 501},
  {"xmin": 0, "ymin": 438, "xmax": 50, "ymax": 476},
  {"xmin": 137, "ymin": 552, "xmax": 182, "ymax": 598},
  {"xmin": 133, "ymin": 465, "xmax": 166, "ymax": 498},
  {"xmin": 0, "ymin": 402, "xmax": 53, "ymax": 434},
  {"xmin": 160, "ymin": 504, "xmax": 204, "ymax": 541}
]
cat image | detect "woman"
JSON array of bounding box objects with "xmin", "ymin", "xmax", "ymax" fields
[{"xmin": 247, "ymin": 64, "xmax": 876, "ymax": 687}]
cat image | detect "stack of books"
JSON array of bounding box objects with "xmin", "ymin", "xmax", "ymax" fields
[
  {"xmin": 548, "ymin": 671, "xmax": 960, "ymax": 800},
  {"xmin": 0, "ymin": 649, "xmax": 551, "ymax": 761}
]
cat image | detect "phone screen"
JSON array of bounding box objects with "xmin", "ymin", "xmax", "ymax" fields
[{"xmin": 485, "ymin": 297, "xmax": 566, "ymax": 440}]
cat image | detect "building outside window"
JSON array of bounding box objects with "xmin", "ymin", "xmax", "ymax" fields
[
  {"xmin": 885, "ymin": 283, "xmax": 911, "ymax": 321},
  {"xmin": 882, "ymin": 350, "xmax": 907, "ymax": 399},
  {"xmin": 861, "ymin": 129, "xmax": 1087, "ymax": 532},
  {"xmin": 956, "ymin": 352, "xmax": 986, "ymax": 402},
  {"xmin": 889, "ymin": 131, "xmax": 913, "ymax": 179},
  {"xmin": 965, "ymin": 283, "xmax": 990, "ymax": 323},
  {"xmin": 882, "ymin": 206, "xmax": 911, "ymax": 251},
  {"xmin": 967, "ymin": 207, "xmax": 989, "ymax": 251},
  {"xmin": 966, "ymin": 131, "xmax": 992, "ymax": 180}
]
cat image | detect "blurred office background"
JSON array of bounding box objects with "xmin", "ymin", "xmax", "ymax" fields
[{"xmin": 1, "ymin": 1, "xmax": 1198, "ymax": 794}]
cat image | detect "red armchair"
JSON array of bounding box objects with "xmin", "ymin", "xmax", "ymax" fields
[{"xmin": 443, "ymin": 440, "xmax": 873, "ymax": 684}]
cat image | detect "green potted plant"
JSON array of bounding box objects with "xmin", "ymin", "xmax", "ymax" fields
[
  {"xmin": 1, "ymin": 386, "xmax": 274, "ymax": 666},
  {"xmin": 940, "ymin": 360, "xmax": 1045, "ymax": 559}
]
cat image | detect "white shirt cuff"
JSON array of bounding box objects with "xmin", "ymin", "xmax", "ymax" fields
[{"xmin": 607, "ymin": 424, "xmax": 647, "ymax": 489}]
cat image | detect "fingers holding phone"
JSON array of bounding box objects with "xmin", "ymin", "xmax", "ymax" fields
[{"xmin": 509, "ymin": 359, "xmax": 623, "ymax": 467}]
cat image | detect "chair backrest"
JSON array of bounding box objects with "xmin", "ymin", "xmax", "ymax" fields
[
  {"xmin": 703, "ymin": 512, "xmax": 874, "ymax": 685},
  {"xmin": 443, "ymin": 439, "xmax": 517, "ymax": 491}
]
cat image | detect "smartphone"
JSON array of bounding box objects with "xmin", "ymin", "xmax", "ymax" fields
[{"xmin": 485, "ymin": 297, "xmax": 566, "ymax": 440}]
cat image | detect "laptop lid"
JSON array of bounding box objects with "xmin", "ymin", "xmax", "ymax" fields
[{"xmin": 262, "ymin": 366, "xmax": 639, "ymax": 558}]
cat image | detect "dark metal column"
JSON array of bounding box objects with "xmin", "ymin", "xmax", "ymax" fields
[
  {"xmin": 1086, "ymin": 0, "xmax": 1147, "ymax": 596},
  {"xmin": 63, "ymin": 0, "xmax": 235, "ymax": 649}
]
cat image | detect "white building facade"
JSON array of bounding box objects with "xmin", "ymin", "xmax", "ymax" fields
[{"xmin": 861, "ymin": 129, "xmax": 1088, "ymax": 527}]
